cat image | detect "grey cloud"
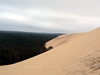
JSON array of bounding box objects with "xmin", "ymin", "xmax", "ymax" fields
[
  {"xmin": 0, "ymin": 0, "xmax": 100, "ymax": 33},
  {"xmin": 0, "ymin": 17, "xmax": 67, "ymax": 33},
  {"xmin": 1, "ymin": 0, "xmax": 100, "ymax": 15}
]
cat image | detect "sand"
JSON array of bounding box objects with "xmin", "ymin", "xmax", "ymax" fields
[
  {"xmin": 46, "ymin": 33, "xmax": 84, "ymax": 48},
  {"xmin": 0, "ymin": 27, "xmax": 100, "ymax": 75}
]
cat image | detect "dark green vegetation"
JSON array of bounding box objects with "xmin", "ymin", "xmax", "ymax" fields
[{"xmin": 0, "ymin": 31, "xmax": 61, "ymax": 65}]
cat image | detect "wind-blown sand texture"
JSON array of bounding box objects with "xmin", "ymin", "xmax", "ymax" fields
[
  {"xmin": 0, "ymin": 27, "xmax": 100, "ymax": 75},
  {"xmin": 46, "ymin": 33, "xmax": 84, "ymax": 48}
]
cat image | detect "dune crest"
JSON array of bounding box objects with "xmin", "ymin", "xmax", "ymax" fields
[{"xmin": 0, "ymin": 28, "xmax": 100, "ymax": 75}]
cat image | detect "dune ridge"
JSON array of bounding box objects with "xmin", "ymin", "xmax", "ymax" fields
[{"xmin": 0, "ymin": 28, "xmax": 100, "ymax": 75}]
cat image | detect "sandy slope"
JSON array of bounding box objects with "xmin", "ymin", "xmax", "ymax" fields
[
  {"xmin": 0, "ymin": 28, "xmax": 100, "ymax": 75},
  {"xmin": 46, "ymin": 33, "xmax": 84, "ymax": 48}
]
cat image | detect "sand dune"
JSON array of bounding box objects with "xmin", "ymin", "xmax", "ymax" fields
[
  {"xmin": 46, "ymin": 33, "xmax": 84, "ymax": 48},
  {"xmin": 0, "ymin": 28, "xmax": 100, "ymax": 75}
]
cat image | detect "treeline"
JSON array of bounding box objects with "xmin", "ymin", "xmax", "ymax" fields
[{"xmin": 0, "ymin": 31, "xmax": 61, "ymax": 65}]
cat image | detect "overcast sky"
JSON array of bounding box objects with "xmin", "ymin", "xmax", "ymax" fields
[{"xmin": 0, "ymin": 0, "xmax": 100, "ymax": 33}]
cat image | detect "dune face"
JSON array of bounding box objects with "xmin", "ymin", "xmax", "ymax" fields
[
  {"xmin": 46, "ymin": 33, "xmax": 84, "ymax": 49},
  {"xmin": 0, "ymin": 28, "xmax": 100, "ymax": 75},
  {"xmin": 65, "ymin": 50, "xmax": 100, "ymax": 75}
]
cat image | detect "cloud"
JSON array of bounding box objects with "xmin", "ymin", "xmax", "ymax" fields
[
  {"xmin": 1, "ymin": 12, "xmax": 27, "ymax": 22},
  {"xmin": 0, "ymin": 0, "xmax": 100, "ymax": 33}
]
